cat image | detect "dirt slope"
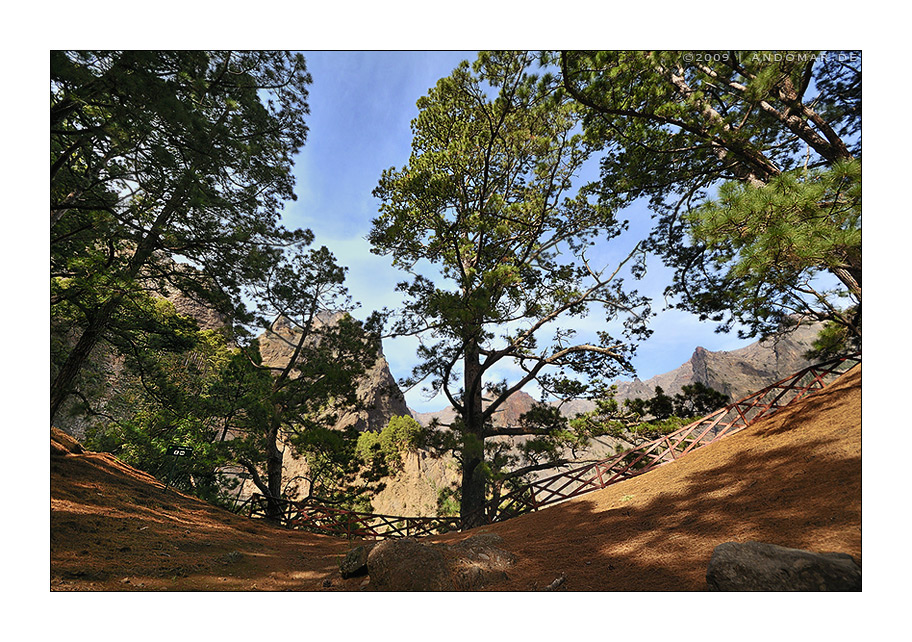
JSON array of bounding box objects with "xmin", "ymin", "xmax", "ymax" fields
[
  {"xmin": 50, "ymin": 366, "xmax": 861, "ymax": 591},
  {"xmin": 50, "ymin": 432, "xmax": 357, "ymax": 591},
  {"xmin": 449, "ymin": 364, "xmax": 862, "ymax": 591}
]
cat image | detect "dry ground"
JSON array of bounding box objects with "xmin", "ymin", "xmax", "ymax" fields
[{"xmin": 50, "ymin": 365, "xmax": 861, "ymax": 591}]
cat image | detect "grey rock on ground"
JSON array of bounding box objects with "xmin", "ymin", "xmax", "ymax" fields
[
  {"xmin": 706, "ymin": 541, "xmax": 861, "ymax": 591},
  {"xmin": 363, "ymin": 533, "xmax": 517, "ymax": 591},
  {"xmin": 339, "ymin": 543, "xmax": 374, "ymax": 579}
]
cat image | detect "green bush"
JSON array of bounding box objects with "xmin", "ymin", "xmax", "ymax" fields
[
  {"xmin": 355, "ymin": 415, "xmax": 424, "ymax": 475},
  {"xmin": 436, "ymin": 486, "xmax": 460, "ymax": 517}
]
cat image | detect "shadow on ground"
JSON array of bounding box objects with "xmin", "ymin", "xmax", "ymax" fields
[{"xmin": 444, "ymin": 367, "xmax": 861, "ymax": 591}]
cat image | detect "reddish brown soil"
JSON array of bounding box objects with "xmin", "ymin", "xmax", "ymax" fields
[{"xmin": 50, "ymin": 366, "xmax": 861, "ymax": 592}]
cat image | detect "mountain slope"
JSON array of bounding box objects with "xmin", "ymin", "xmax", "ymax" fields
[
  {"xmin": 50, "ymin": 427, "xmax": 355, "ymax": 591},
  {"xmin": 440, "ymin": 364, "xmax": 862, "ymax": 591}
]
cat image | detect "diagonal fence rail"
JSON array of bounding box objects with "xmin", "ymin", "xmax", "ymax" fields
[
  {"xmin": 248, "ymin": 352, "xmax": 860, "ymax": 538},
  {"xmin": 473, "ymin": 352, "xmax": 860, "ymax": 524}
]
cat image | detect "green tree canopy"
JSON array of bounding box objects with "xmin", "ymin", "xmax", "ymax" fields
[
  {"xmin": 355, "ymin": 415, "xmax": 424, "ymax": 481},
  {"xmin": 83, "ymin": 243, "xmax": 381, "ymax": 518},
  {"xmin": 557, "ymin": 50, "xmax": 861, "ymax": 345},
  {"xmin": 673, "ymin": 382, "xmax": 729, "ymax": 418},
  {"xmin": 53, "ymin": 52, "xmax": 381, "ymax": 518},
  {"xmin": 51, "ymin": 50, "xmax": 313, "ymax": 421},
  {"xmin": 370, "ymin": 51, "xmax": 651, "ymax": 526},
  {"xmin": 222, "ymin": 245, "xmax": 381, "ymax": 519}
]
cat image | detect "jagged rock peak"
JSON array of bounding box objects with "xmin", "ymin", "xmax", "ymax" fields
[
  {"xmin": 412, "ymin": 322, "xmax": 826, "ymax": 426},
  {"xmin": 269, "ymin": 310, "xmax": 347, "ymax": 333},
  {"xmin": 257, "ymin": 312, "xmax": 409, "ymax": 434}
]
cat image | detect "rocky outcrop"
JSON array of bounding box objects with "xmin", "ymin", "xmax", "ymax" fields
[
  {"xmin": 166, "ymin": 288, "xmax": 230, "ymax": 333},
  {"xmin": 366, "ymin": 537, "xmax": 452, "ymax": 591},
  {"xmin": 258, "ymin": 312, "xmax": 410, "ymax": 434},
  {"xmin": 225, "ymin": 312, "xmax": 412, "ymax": 502},
  {"xmin": 706, "ymin": 541, "xmax": 861, "ymax": 591},
  {"xmin": 609, "ymin": 321, "xmax": 825, "ymax": 405}
]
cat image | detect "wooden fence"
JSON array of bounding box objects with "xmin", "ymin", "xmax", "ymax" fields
[
  {"xmin": 472, "ymin": 352, "xmax": 860, "ymax": 524},
  {"xmin": 248, "ymin": 352, "xmax": 860, "ymax": 537},
  {"xmin": 246, "ymin": 494, "xmax": 460, "ymax": 539}
]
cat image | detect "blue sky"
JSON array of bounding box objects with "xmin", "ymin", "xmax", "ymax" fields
[{"xmin": 282, "ymin": 51, "xmax": 758, "ymax": 412}]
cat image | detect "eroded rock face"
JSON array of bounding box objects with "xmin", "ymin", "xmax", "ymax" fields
[
  {"xmin": 610, "ymin": 321, "xmax": 825, "ymax": 404},
  {"xmin": 258, "ymin": 313, "xmax": 410, "ymax": 435},
  {"xmin": 237, "ymin": 312, "xmax": 412, "ymax": 502},
  {"xmin": 706, "ymin": 541, "xmax": 861, "ymax": 591},
  {"xmin": 361, "ymin": 533, "xmax": 517, "ymax": 591},
  {"xmin": 369, "ymin": 449, "xmax": 459, "ymax": 518}
]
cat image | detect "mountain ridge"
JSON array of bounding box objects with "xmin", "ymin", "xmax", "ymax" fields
[{"xmin": 411, "ymin": 322, "xmax": 824, "ymax": 426}]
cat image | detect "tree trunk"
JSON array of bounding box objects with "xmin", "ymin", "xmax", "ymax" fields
[
  {"xmin": 264, "ymin": 414, "xmax": 285, "ymax": 522},
  {"xmin": 50, "ymin": 297, "xmax": 121, "ymax": 422},
  {"xmin": 49, "ymin": 183, "xmax": 189, "ymax": 424},
  {"xmin": 830, "ymin": 251, "xmax": 862, "ymax": 302},
  {"xmin": 829, "ymin": 246, "xmax": 862, "ymax": 338},
  {"xmin": 459, "ymin": 340, "xmax": 488, "ymax": 529}
]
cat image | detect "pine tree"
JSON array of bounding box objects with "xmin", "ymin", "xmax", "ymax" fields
[
  {"xmin": 370, "ymin": 52, "xmax": 651, "ymax": 527},
  {"xmin": 558, "ymin": 50, "xmax": 861, "ymax": 344},
  {"xmin": 51, "ymin": 51, "xmax": 312, "ymax": 422}
]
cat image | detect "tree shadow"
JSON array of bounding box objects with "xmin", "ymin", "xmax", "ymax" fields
[{"xmin": 477, "ymin": 375, "xmax": 861, "ymax": 591}]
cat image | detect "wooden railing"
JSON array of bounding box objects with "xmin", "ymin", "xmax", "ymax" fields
[
  {"xmin": 247, "ymin": 494, "xmax": 460, "ymax": 539},
  {"xmin": 248, "ymin": 352, "xmax": 860, "ymax": 537},
  {"xmin": 473, "ymin": 352, "xmax": 860, "ymax": 524}
]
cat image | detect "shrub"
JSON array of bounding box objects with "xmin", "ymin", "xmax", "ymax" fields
[{"xmin": 356, "ymin": 415, "xmax": 424, "ymax": 475}]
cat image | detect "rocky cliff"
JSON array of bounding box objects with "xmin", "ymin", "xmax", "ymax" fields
[
  {"xmin": 54, "ymin": 295, "xmax": 413, "ymax": 505},
  {"xmin": 369, "ymin": 449, "xmax": 459, "ymax": 517},
  {"xmin": 412, "ymin": 321, "xmax": 826, "ymax": 426},
  {"xmin": 233, "ymin": 312, "xmax": 411, "ymax": 503},
  {"xmin": 258, "ymin": 312, "xmax": 409, "ymax": 434},
  {"xmin": 605, "ymin": 321, "xmax": 824, "ymax": 405}
]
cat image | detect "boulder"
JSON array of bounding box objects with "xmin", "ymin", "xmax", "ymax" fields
[
  {"xmin": 363, "ymin": 533, "xmax": 517, "ymax": 591},
  {"xmin": 706, "ymin": 541, "xmax": 861, "ymax": 591},
  {"xmin": 366, "ymin": 538, "xmax": 453, "ymax": 591},
  {"xmin": 447, "ymin": 533, "xmax": 518, "ymax": 590}
]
